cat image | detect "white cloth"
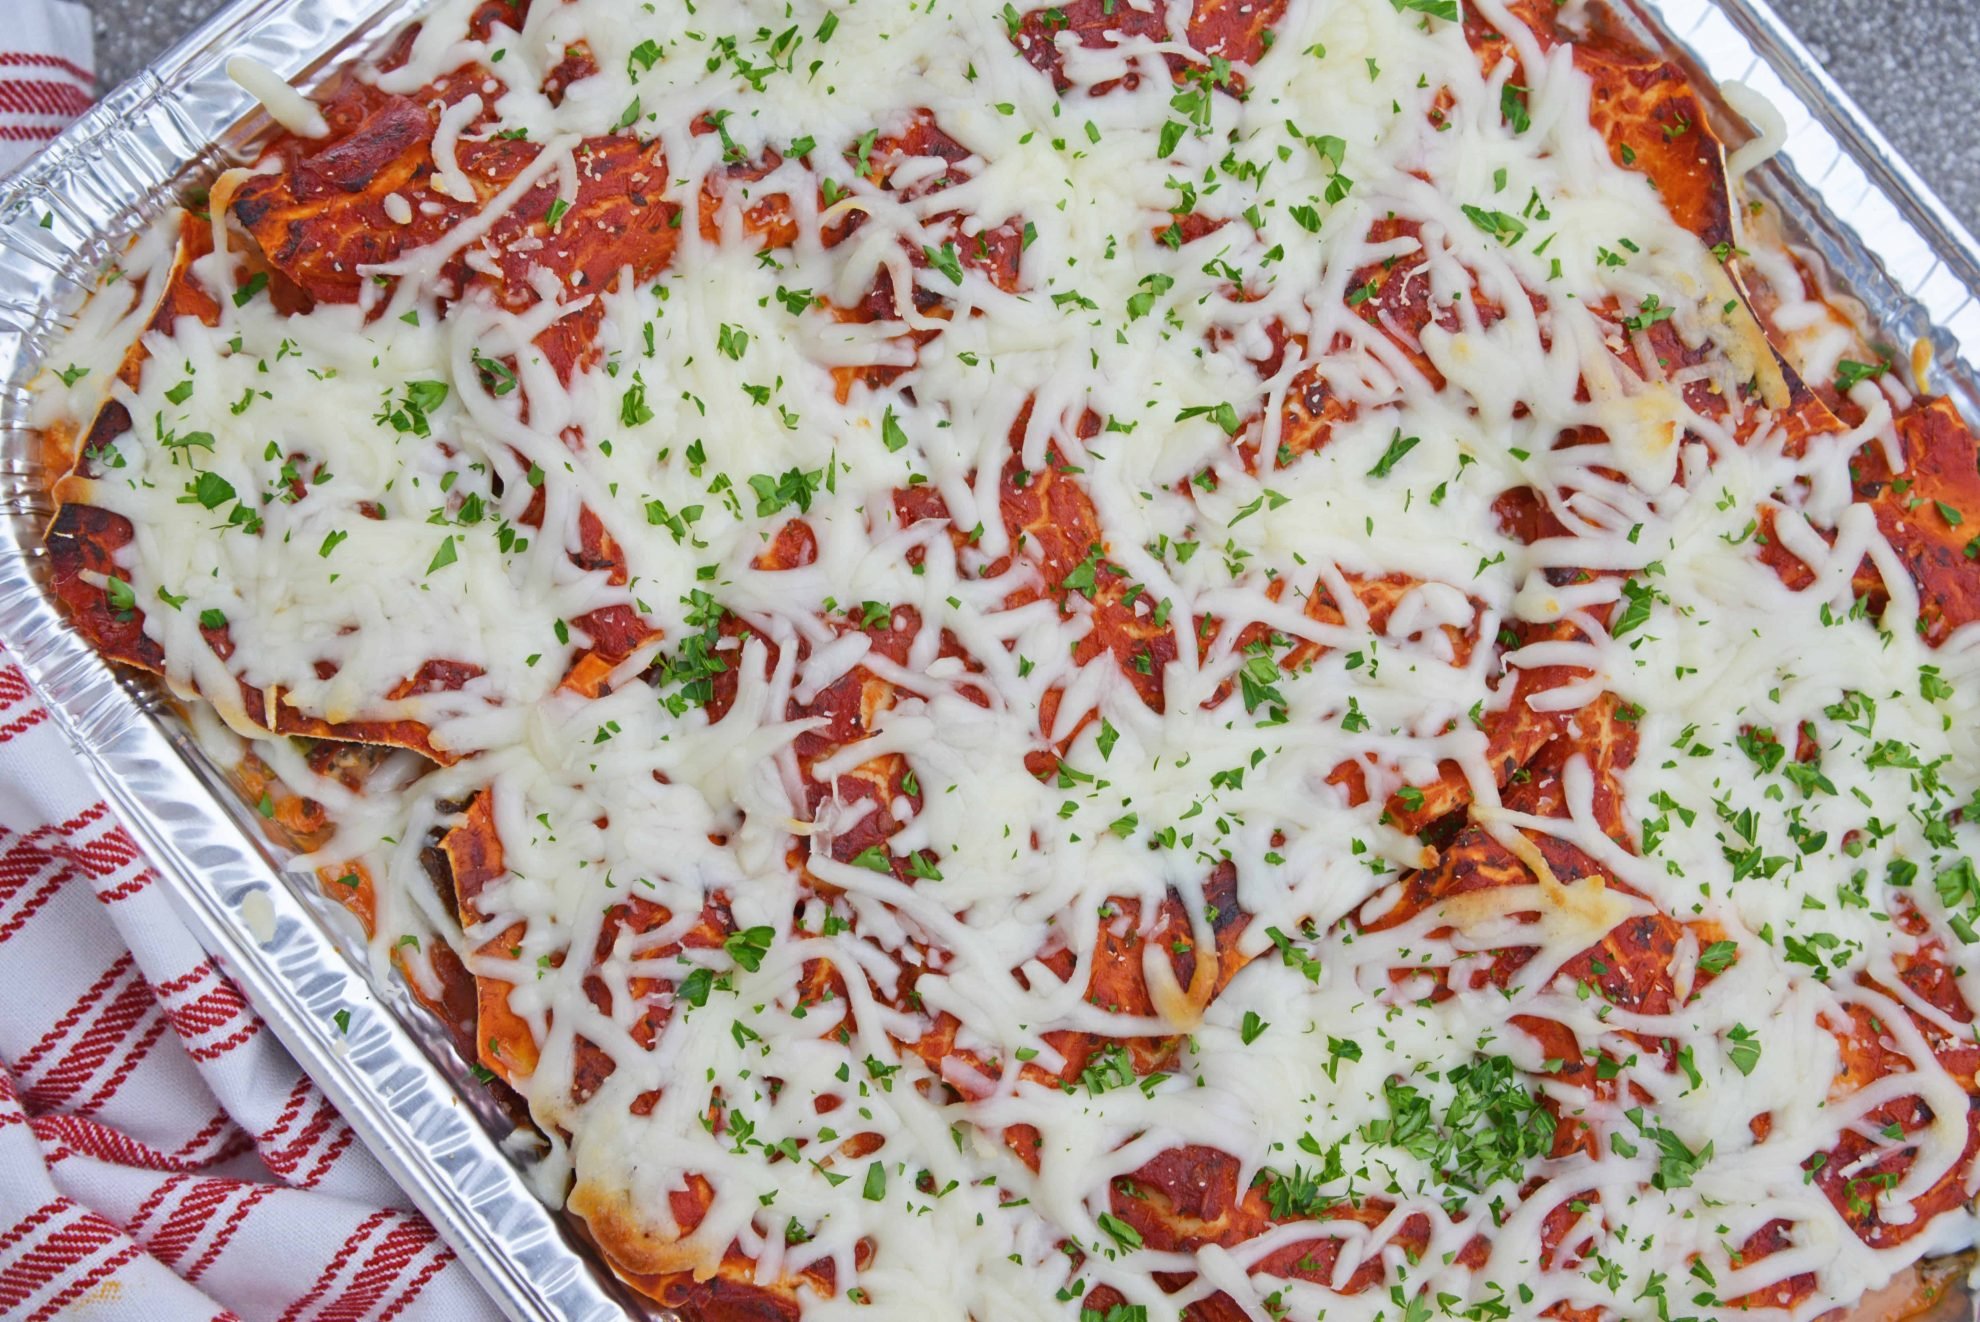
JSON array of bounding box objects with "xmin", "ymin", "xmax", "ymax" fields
[
  {"xmin": 0, "ymin": 0, "xmax": 92, "ymax": 175},
  {"xmin": 0, "ymin": 645, "xmax": 503, "ymax": 1320}
]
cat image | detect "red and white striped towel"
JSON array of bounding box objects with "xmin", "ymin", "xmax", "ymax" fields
[
  {"xmin": 1, "ymin": 7, "xmax": 508, "ymax": 1317},
  {"xmin": 0, "ymin": 0, "xmax": 92, "ymax": 176},
  {"xmin": 0, "ymin": 644, "xmax": 505, "ymax": 1321}
]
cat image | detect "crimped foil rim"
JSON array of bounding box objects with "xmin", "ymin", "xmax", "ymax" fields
[
  {"xmin": 0, "ymin": 2, "xmax": 1973, "ymax": 1321},
  {"xmin": 1648, "ymin": 0, "xmax": 1980, "ymax": 410}
]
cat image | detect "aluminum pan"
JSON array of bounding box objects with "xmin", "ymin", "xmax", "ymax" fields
[
  {"xmin": 1649, "ymin": 0, "xmax": 1980, "ymax": 416},
  {"xmin": 0, "ymin": 2, "xmax": 1975, "ymax": 1320}
]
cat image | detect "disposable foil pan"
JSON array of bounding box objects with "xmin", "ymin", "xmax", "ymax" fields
[{"xmin": 0, "ymin": 2, "xmax": 1974, "ymax": 1320}]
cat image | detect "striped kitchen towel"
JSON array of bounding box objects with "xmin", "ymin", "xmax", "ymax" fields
[
  {"xmin": 0, "ymin": 642, "xmax": 505, "ymax": 1321},
  {"xmin": 0, "ymin": 0, "xmax": 92, "ymax": 176}
]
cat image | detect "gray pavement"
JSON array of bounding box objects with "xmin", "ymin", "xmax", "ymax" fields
[
  {"xmin": 1773, "ymin": 0, "xmax": 1979, "ymax": 234},
  {"xmin": 86, "ymin": 0, "xmax": 1979, "ymax": 233}
]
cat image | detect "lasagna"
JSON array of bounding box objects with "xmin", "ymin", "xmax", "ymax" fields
[{"xmin": 32, "ymin": 0, "xmax": 1980, "ymax": 1317}]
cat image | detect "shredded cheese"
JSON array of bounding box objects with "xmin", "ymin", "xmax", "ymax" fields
[{"xmin": 43, "ymin": 0, "xmax": 1980, "ymax": 1318}]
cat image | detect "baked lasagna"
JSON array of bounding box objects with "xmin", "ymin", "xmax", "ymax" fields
[{"xmin": 32, "ymin": 0, "xmax": 1980, "ymax": 1317}]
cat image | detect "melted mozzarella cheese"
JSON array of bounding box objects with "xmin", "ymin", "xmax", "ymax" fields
[{"xmin": 48, "ymin": 0, "xmax": 1980, "ymax": 1317}]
